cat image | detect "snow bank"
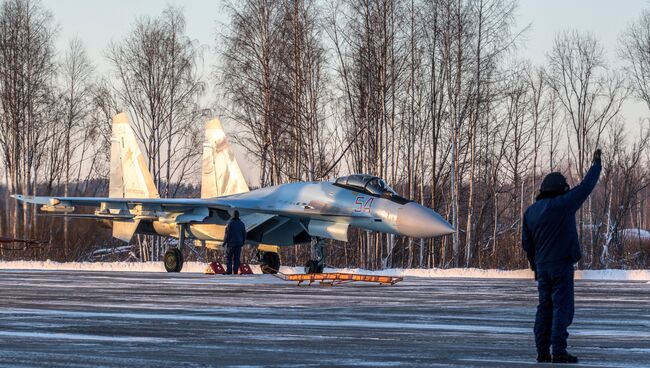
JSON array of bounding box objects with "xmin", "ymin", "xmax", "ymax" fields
[
  {"xmin": 323, "ymin": 267, "xmax": 650, "ymax": 281},
  {"xmin": 1, "ymin": 261, "xmax": 649, "ymax": 281},
  {"xmin": 620, "ymin": 228, "xmax": 650, "ymax": 239},
  {"xmin": 0, "ymin": 260, "xmax": 209, "ymax": 273},
  {"xmin": 577, "ymin": 269, "xmax": 650, "ymax": 281}
]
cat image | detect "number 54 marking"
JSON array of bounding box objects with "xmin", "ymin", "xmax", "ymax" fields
[{"xmin": 354, "ymin": 196, "xmax": 374, "ymax": 213}]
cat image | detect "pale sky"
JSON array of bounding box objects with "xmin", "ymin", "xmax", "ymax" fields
[
  {"xmin": 41, "ymin": 0, "xmax": 650, "ymax": 184},
  {"xmin": 42, "ymin": 0, "xmax": 649, "ymax": 69}
]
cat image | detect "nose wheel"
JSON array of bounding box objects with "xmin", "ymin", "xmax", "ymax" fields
[
  {"xmin": 305, "ymin": 237, "xmax": 325, "ymax": 274},
  {"xmin": 304, "ymin": 259, "xmax": 324, "ymax": 274},
  {"xmin": 260, "ymin": 251, "xmax": 280, "ymax": 274}
]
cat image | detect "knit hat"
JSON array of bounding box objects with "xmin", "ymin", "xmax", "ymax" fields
[{"xmin": 537, "ymin": 172, "xmax": 569, "ymax": 200}]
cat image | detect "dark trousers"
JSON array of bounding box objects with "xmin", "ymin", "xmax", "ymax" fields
[
  {"xmin": 534, "ymin": 262, "xmax": 575, "ymax": 355},
  {"xmin": 225, "ymin": 245, "xmax": 242, "ymax": 274}
]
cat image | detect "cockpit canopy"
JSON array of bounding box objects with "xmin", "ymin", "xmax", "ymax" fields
[{"xmin": 335, "ymin": 174, "xmax": 410, "ymax": 203}]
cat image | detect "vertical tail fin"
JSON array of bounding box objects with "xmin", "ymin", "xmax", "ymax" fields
[
  {"xmin": 201, "ymin": 118, "xmax": 249, "ymax": 198},
  {"xmin": 109, "ymin": 112, "xmax": 159, "ymax": 242},
  {"xmin": 109, "ymin": 113, "xmax": 159, "ymax": 199}
]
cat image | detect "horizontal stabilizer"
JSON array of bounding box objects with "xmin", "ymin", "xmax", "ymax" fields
[{"xmin": 112, "ymin": 220, "xmax": 141, "ymax": 242}]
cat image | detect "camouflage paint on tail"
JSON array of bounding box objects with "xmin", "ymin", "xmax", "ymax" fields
[
  {"xmin": 109, "ymin": 112, "xmax": 159, "ymax": 241},
  {"xmin": 201, "ymin": 118, "xmax": 249, "ymax": 198}
]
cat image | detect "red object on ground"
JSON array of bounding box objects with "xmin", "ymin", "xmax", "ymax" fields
[
  {"xmin": 205, "ymin": 262, "xmax": 226, "ymax": 275},
  {"xmin": 238, "ymin": 263, "xmax": 253, "ymax": 275}
]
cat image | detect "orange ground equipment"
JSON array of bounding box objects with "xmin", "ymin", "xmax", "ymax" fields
[
  {"xmin": 204, "ymin": 261, "xmax": 402, "ymax": 285},
  {"xmin": 275, "ymin": 272, "xmax": 403, "ymax": 286}
]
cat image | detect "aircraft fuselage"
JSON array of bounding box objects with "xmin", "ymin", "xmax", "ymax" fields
[{"xmin": 132, "ymin": 180, "xmax": 452, "ymax": 246}]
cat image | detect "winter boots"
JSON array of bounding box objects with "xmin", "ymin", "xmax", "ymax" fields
[
  {"xmin": 536, "ymin": 352, "xmax": 578, "ymax": 364},
  {"xmin": 552, "ymin": 352, "xmax": 579, "ymax": 363},
  {"xmin": 537, "ymin": 353, "xmax": 578, "ymax": 364}
]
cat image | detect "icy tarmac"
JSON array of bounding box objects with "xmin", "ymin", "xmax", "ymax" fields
[{"xmin": 0, "ymin": 270, "xmax": 648, "ymax": 367}]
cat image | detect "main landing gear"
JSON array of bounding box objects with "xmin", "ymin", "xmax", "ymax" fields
[
  {"xmin": 305, "ymin": 237, "xmax": 325, "ymax": 274},
  {"xmin": 165, "ymin": 225, "xmax": 186, "ymax": 272},
  {"xmin": 257, "ymin": 245, "xmax": 281, "ymax": 274}
]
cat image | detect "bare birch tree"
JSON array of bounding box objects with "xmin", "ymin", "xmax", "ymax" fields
[
  {"xmin": 621, "ymin": 9, "xmax": 650, "ymax": 112},
  {"xmin": 107, "ymin": 6, "xmax": 205, "ymax": 197},
  {"xmin": 107, "ymin": 6, "xmax": 205, "ymax": 260},
  {"xmin": 547, "ymin": 30, "xmax": 628, "ymax": 266},
  {"xmin": 58, "ymin": 38, "xmax": 94, "ymax": 257},
  {"xmin": 0, "ymin": 0, "xmax": 56, "ymax": 247}
]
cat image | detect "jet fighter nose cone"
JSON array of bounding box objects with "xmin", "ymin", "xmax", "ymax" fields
[{"xmin": 397, "ymin": 202, "xmax": 454, "ymax": 238}]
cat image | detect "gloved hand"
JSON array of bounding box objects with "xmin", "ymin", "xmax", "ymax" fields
[{"xmin": 593, "ymin": 149, "xmax": 602, "ymax": 164}]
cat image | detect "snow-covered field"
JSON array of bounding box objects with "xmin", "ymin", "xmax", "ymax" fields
[
  {"xmin": 1, "ymin": 260, "xmax": 649, "ymax": 281},
  {"xmin": 0, "ymin": 268, "xmax": 648, "ymax": 367}
]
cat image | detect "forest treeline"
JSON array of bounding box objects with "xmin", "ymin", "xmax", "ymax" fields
[{"xmin": 1, "ymin": 0, "xmax": 650, "ymax": 269}]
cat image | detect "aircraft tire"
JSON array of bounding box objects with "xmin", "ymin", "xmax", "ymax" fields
[
  {"xmin": 164, "ymin": 248, "xmax": 183, "ymax": 272},
  {"xmin": 260, "ymin": 252, "xmax": 280, "ymax": 274}
]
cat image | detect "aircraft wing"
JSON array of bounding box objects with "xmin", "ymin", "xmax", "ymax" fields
[
  {"xmin": 11, "ymin": 194, "xmax": 358, "ymax": 220},
  {"xmin": 12, "ymin": 195, "xmax": 212, "ymax": 208}
]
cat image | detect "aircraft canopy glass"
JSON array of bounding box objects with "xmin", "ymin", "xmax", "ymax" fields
[{"xmin": 335, "ymin": 174, "xmax": 397, "ymax": 196}]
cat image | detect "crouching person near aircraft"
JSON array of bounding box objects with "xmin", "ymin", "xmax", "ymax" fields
[
  {"xmin": 522, "ymin": 149, "xmax": 602, "ymax": 364},
  {"xmin": 224, "ymin": 210, "xmax": 247, "ymax": 275}
]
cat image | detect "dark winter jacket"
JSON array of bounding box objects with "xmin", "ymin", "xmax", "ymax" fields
[
  {"xmin": 224, "ymin": 217, "xmax": 247, "ymax": 247},
  {"xmin": 522, "ymin": 162, "xmax": 602, "ymax": 270}
]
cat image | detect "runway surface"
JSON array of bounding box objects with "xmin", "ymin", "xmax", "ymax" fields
[{"xmin": 0, "ymin": 269, "xmax": 648, "ymax": 367}]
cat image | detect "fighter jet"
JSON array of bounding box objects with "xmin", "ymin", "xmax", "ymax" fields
[{"xmin": 13, "ymin": 113, "xmax": 454, "ymax": 273}]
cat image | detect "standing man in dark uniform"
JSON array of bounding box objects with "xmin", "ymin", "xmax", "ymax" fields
[
  {"xmin": 522, "ymin": 149, "xmax": 602, "ymax": 364},
  {"xmin": 223, "ymin": 210, "xmax": 247, "ymax": 275}
]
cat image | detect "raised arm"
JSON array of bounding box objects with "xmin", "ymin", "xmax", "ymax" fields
[{"xmin": 557, "ymin": 150, "xmax": 602, "ymax": 213}]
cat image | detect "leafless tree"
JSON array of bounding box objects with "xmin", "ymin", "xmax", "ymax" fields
[
  {"xmin": 56, "ymin": 38, "xmax": 94, "ymax": 257},
  {"xmin": 621, "ymin": 9, "xmax": 650, "ymax": 112},
  {"xmin": 547, "ymin": 30, "xmax": 628, "ymax": 180},
  {"xmin": 107, "ymin": 6, "xmax": 205, "ymax": 261},
  {"xmin": 2, "ymin": 0, "xmax": 650, "ymax": 270},
  {"xmin": 0, "ymin": 0, "xmax": 56, "ymax": 248},
  {"xmin": 219, "ymin": 0, "xmax": 286, "ymax": 186},
  {"xmin": 463, "ymin": 0, "xmax": 520, "ymax": 267},
  {"xmin": 546, "ymin": 30, "xmax": 629, "ymax": 266},
  {"xmin": 107, "ymin": 6, "xmax": 205, "ymax": 198},
  {"xmin": 600, "ymin": 125, "xmax": 650, "ymax": 267}
]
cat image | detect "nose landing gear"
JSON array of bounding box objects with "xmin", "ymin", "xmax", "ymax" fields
[
  {"xmin": 257, "ymin": 244, "xmax": 281, "ymax": 274},
  {"xmin": 305, "ymin": 237, "xmax": 325, "ymax": 274}
]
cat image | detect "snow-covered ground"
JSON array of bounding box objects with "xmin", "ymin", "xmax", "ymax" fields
[
  {"xmin": 0, "ymin": 268, "xmax": 648, "ymax": 367},
  {"xmin": 1, "ymin": 260, "xmax": 650, "ymax": 281}
]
